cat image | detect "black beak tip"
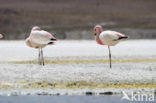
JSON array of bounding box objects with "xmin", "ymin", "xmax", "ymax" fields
[{"xmin": 51, "ymin": 38, "xmax": 57, "ymax": 41}]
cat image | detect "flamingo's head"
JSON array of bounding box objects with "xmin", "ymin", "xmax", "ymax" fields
[
  {"xmin": 0, "ymin": 34, "xmax": 3, "ymax": 39},
  {"xmin": 31, "ymin": 26, "xmax": 41, "ymax": 31},
  {"xmin": 94, "ymin": 25, "xmax": 103, "ymax": 36}
]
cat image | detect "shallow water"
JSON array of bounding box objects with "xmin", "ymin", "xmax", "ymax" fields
[{"xmin": 0, "ymin": 95, "xmax": 154, "ymax": 103}]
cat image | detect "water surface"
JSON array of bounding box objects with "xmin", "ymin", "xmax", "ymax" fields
[{"xmin": 0, "ymin": 95, "xmax": 155, "ymax": 103}]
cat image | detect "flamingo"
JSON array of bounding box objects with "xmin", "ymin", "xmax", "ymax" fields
[
  {"xmin": 26, "ymin": 26, "xmax": 57, "ymax": 66},
  {"xmin": 94, "ymin": 25, "xmax": 128, "ymax": 68},
  {"xmin": 0, "ymin": 34, "xmax": 3, "ymax": 39}
]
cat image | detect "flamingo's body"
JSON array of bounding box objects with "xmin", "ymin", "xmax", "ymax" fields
[
  {"xmin": 26, "ymin": 26, "xmax": 56, "ymax": 65},
  {"xmin": 0, "ymin": 34, "xmax": 3, "ymax": 39},
  {"xmin": 94, "ymin": 25, "xmax": 128, "ymax": 68}
]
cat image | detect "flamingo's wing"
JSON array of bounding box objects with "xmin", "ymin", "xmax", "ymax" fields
[
  {"xmin": 101, "ymin": 30, "xmax": 127, "ymax": 41},
  {"xmin": 30, "ymin": 30, "xmax": 55, "ymax": 44},
  {"xmin": 99, "ymin": 31, "xmax": 119, "ymax": 45}
]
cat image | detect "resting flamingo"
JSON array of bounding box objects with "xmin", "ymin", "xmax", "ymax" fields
[
  {"xmin": 26, "ymin": 26, "xmax": 57, "ymax": 65},
  {"xmin": 0, "ymin": 34, "xmax": 3, "ymax": 39},
  {"xmin": 94, "ymin": 25, "xmax": 128, "ymax": 68}
]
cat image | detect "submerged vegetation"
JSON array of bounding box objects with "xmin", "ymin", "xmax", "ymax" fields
[
  {"xmin": 10, "ymin": 58, "xmax": 156, "ymax": 64},
  {"xmin": 0, "ymin": 81, "xmax": 156, "ymax": 90}
]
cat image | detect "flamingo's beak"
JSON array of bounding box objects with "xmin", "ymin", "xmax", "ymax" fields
[
  {"xmin": 94, "ymin": 31, "xmax": 97, "ymax": 36},
  {"xmin": 122, "ymin": 36, "xmax": 128, "ymax": 40},
  {"xmin": 51, "ymin": 38, "xmax": 57, "ymax": 41},
  {"xmin": 119, "ymin": 36, "xmax": 128, "ymax": 41}
]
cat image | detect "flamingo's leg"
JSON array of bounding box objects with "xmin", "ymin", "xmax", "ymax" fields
[
  {"xmin": 108, "ymin": 46, "xmax": 112, "ymax": 68},
  {"xmin": 38, "ymin": 48, "xmax": 41, "ymax": 65},
  {"xmin": 41, "ymin": 48, "xmax": 45, "ymax": 66}
]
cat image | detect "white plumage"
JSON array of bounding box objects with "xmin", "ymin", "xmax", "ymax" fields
[
  {"xmin": 30, "ymin": 30, "xmax": 54, "ymax": 45},
  {"xmin": 94, "ymin": 25, "xmax": 128, "ymax": 68},
  {"xmin": 99, "ymin": 30, "xmax": 126, "ymax": 46},
  {"xmin": 26, "ymin": 26, "xmax": 57, "ymax": 65}
]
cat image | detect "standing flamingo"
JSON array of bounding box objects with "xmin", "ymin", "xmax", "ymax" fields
[
  {"xmin": 94, "ymin": 25, "xmax": 128, "ymax": 68},
  {"xmin": 26, "ymin": 26, "xmax": 57, "ymax": 65},
  {"xmin": 0, "ymin": 34, "xmax": 3, "ymax": 39}
]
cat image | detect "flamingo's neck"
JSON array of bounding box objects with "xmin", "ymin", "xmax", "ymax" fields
[{"xmin": 96, "ymin": 29, "xmax": 104, "ymax": 45}]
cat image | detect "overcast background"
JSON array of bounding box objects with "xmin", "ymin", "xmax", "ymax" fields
[{"xmin": 0, "ymin": 0, "xmax": 156, "ymax": 40}]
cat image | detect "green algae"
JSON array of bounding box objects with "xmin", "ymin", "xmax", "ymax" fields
[
  {"xmin": 1, "ymin": 81, "xmax": 156, "ymax": 90},
  {"xmin": 9, "ymin": 58, "xmax": 156, "ymax": 64}
]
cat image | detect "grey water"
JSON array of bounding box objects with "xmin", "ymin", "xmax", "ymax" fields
[{"xmin": 0, "ymin": 95, "xmax": 155, "ymax": 103}]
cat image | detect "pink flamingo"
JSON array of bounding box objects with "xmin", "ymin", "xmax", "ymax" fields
[
  {"xmin": 26, "ymin": 26, "xmax": 57, "ymax": 65},
  {"xmin": 0, "ymin": 34, "xmax": 3, "ymax": 39},
  {"xmin": 94, "ymin": 25, "xmax": 128, "ymax": 68}
]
